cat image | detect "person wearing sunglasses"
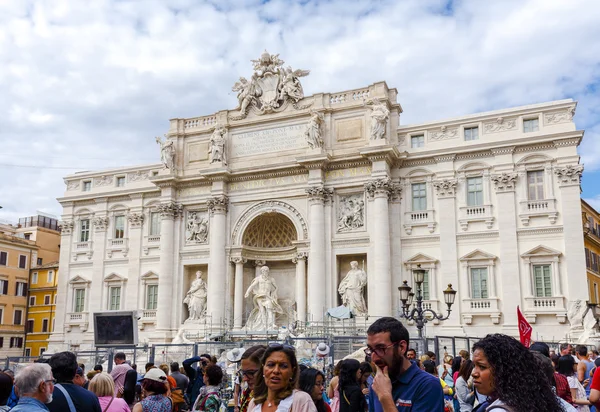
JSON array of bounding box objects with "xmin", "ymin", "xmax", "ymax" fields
[
  {"xmin": 239, "ymin": 346, "xmax": 267, "ymax": 412},
  {"xmin": 366, "ymin": 317, "xmax": 444, "ymax": 412},
  {"xmin": 248, "ymin": 344, "xmax": 316, "ymax": 412},
  {"xmin": 10, "ymin": 363, "xmax": 55, "ymax": 412}
]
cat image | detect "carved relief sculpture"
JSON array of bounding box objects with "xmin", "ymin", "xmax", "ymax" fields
[
  {"xmin": 544, "ymin": 105, "xmax": 576, "ymax": 125},
  {"xmin": 337, "ymin": 194, "xmax": 365, "ymax": 232},
  {"xmin": 483, "ymin": 117, "xmax": 517, "ymax": 134},
  {"xmin": 338, "ymin": 261, "xmax": 368, "ymax": 316},
  {"xmin": 95, "ymin": 175, "xmax": 113, "ymax": 187},
  {"xmin": 128, "ymin": 170, "xmax": 150, "ymax": 182},
  {"xmin": 155, "ymin": 134, "xmax": 176, "ymax": 170},
  {"xmin": 554, "ymin": 164, "xmax": 584, "ymax": 185},
  {"xmin": 429, "ymin": 125, "xmax": 459, "ymax": 141},
  {"xmin": 183, "ymin": 271, "xmax": 207, "ymax": 322},
  {"xmin": 208, "ymin": 126, "xmax": 228, "ymax": 165},
  {"xmin": 304, "ymin": 111, "xmax": 324, "ymax": 149},
  {"xmin": 186, "ymin": 212, "xmax": 209, "ymax": 243},
  {"xmin": 66, "ymin": 181, "xmax": 80, "ymax": 191},
  {"xmin": 244, "ymin": 266, "xmax": 283, "ymax": 330},
  {"xmin": 491, "ymin": 172, "xmax": 518, "ymax": 191},
  {"xmin": 365, "ymin": 98, "xmax": 390, "ymax": 140}
]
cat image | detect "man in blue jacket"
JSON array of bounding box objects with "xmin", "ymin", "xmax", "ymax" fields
[{"xmin": 183, "ymin": 353, "xmax": 212, "ymax": 405}]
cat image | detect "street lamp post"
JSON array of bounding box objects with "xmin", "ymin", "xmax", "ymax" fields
[{"xmin": 398, "ymin": 264, "xmax": 457, "ymax": 339}]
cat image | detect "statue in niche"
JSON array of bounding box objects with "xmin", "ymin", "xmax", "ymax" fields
[
  {"xmin": 304, "ymin": 111, "xmax": 324, "ymax": 149},
  {"xmin": 337, "ymin": 196, "xmax": 364, "ymax": 232},
  {"xmin": 365, "ymin": 98, "xmax": 390, "ymax": 140},
  {"xmin": 155, "ymin": 134, "xmax": 175, "ymax": 170},
  {"xmin": 338, "ymin": 261, "xmax": 368, "ymax": 316},
  {"xmin": 208, "ymin": 126, "xmax": 227, "ymax": 165},
  {"xmin": 244, "ymin": 266, "xmax": 283, "ymax": 330},
  {"xmin": 183, "ymin": 271, "xmax": 207, "ymax": 322},
  {"xmin": 186, "ymin": 212, "xmax": 209, "ymax": 243}
]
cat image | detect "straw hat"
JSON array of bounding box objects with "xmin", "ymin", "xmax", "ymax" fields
[{"xmin": 315, "ymin": 343, "xmax": 330, "ymax": 357}]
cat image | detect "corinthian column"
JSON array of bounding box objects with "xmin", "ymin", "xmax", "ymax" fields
[
  {"xmin": 156, "ymin": 201, "xmax": 182, "ymax": 334},
  {"xmin": 306, "ymin": 186, "xmax": 332, "ymax": 321},
  {"xmin": 293, "ymin": 252, "xmax": 308, "ymax": 322},
  {"xmin": 231, "ymin": 257, "xmax": 247, "ymax": 330},
  {"xmin": 207, "ymin": 195, "xmax": 229, "ymax": 329},
  {"xmin": 365, "ymin": 178, "xmax": 392, "ymax": 317}
]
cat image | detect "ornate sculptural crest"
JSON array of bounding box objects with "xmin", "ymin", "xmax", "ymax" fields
[{"xmin": 231, "ymin": 51, "xmax": 311, "ymax": 119}]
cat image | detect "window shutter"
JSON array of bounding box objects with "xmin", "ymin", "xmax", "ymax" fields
[{"xmin": 2, "ymin": 281, "xmax": 7, "ymax": 295}]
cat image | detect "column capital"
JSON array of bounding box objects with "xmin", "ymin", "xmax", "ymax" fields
[
  {"xmin": 306, "ymin": 185, "xmax": 333, "ymax": 203},
  {"xmin": 364, "ymin": 177, "xmax": 393, "ymax": 200},
  {"xmin": 58, "ymin": 220, "xmax": 74, "ymax": 235},
  {"xmin": 554, "ymin": 164, "xmax": 584, "ymax": 187},
  {"xmin": 127, "ymin": 212, "xmax": 145, "ymax": 228},
  {"xmin": 433, "ymin": 178, "xmax": 458, "ymax": 198},
  {"xmin": 491, "ymin": 172, "xmax": 518, "ymax": 192},
  {"xmin": 292, "ymin": 252, "xmax": 308, "ymax": 263},
  {"xmin": 254, "ymin": 260, "xmax": 266, "ymax": 267},
  {"xmin": 157, "ymin": 201, "xmax": 183, "ymax": 219},
  {"xmin": 92, "ymin": 216, "xmax": 109, "ymax": 231},
  {"xmin": 207, "ymin": 195, "xmax": 229, "ymax": 214},
  {"xmin": 230, "ymin": 257, "xmax": 247, "ymax": 265}
]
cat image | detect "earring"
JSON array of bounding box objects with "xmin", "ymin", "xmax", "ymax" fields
[{"xmin": 289, "ymin": 377, "xmax": 293, "ymax": 381}]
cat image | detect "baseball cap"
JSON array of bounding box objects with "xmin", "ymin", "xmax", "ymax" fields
[{"xmin": 144, "ymin": 367, "xmax": 167, "ymax": 383}]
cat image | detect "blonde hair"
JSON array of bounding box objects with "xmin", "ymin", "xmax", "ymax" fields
[
  {"xmin": 419, "ymin": 355, "xmax": 431, "ymax": 363},
  {"xmin": 89, "ymin": 372, "xmax": 115, "ymax": 397},
  {"xmin": 159, "ymin": 363, "xmax": 169, "ymax": 376}
]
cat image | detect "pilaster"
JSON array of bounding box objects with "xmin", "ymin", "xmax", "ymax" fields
[{"xmin": 207, "ymin": 195, "xmax": 229, "ymax": 330}]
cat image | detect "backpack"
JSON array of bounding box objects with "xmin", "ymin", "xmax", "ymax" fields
[{"xmin": 171, "ymin": 388, "xmax": 185, "ymax": 405}]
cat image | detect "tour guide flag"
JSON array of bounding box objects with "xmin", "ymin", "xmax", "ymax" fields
[{"xmin": 517, "ymin": 306, "xmax": 532, "ymax": 347}]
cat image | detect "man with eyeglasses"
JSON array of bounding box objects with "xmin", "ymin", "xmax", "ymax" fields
[
  {"xmin": 366, "ymin": 317, "xmax": 443, "ymax": 412},
  {"xmin": 10, "ymin": 363, "xmax": 55, "ymax": 411}
]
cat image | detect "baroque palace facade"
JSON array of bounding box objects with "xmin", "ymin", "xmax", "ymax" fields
[{"xmin": 50, "ymin": 53, "xmax": 586, "ymax": 350}]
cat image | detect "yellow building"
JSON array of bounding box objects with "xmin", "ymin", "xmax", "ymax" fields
[
  {"xmin": 25, "ymin": 262, "xmax": 58, "ymax": 357},
  {"xmin": 583, "ymin": 200, "xmax": 600, "ymax": 304}
]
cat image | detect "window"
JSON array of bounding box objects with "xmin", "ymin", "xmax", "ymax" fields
[
  {"xmin": 412, "ymin": 183, "xmax": 427, "ymax": 211},
  {"xmin": 82, "ymin": 181, "xmax": 91, "ymax": 191},
  {"xmin": 0, "ymin": 337, "xmax": 3, "ymax": 348},
  {"xmin": 0, "ymin": 307, "xmax": 3, "ymax": 324},
  {"xmin": 44, "ymin": 295, "xmax": 50, "ymax": 305},
  {"xmin": 18, "ymin": 255, "xmax": 27, "ymax": 269},
  {"xmin": 24, "ymin": 348, "xmax": 31, "ymax": 357},
  {"xmin": 146, "ymin": 285, "xmax": 158, "ymax": 310},
  {"xmin": 116, "ymin": 176, "xmax": 126, "ymax": 187},
  {"xmin": 48, "ymin": 271, "xmax": 54, "ymax": 283},
  {"xmin": 40, "ymin": 348, "xmax": 46, "ymax": 356},
  {"xmin": 586, "ymin": 248, "xmax": 591, "ymax": 269},
  {"xmin": 80, "ymin": 219, "xmax": 91, "ymax": 242},
  {"xmin": 26, "ymin": 319, "xmax": 34, "ymax": 333},
  {"xmin": 0, "ymin": 280, "xmax": 7, "ymax": 295},
  {"xmin": 471, "ymin": 268, "xmax": 489, "ymax": 299},
  {"xmin": 29, "ymin": 296, "xmax": 36, "ymax": 306},
  {"xmin": 13, "ymin": 309, "xmax": 22, "ymax": 325},
  {"xmin": 464, "ymin": 126, "xmax": 479, "ymax": 141},
  {"xmin": 467, "ymin": 177, "xmax": 483, "ymax": 206},
  {"xmin": 109, "ymin": 286, "xmax": 121, "ymax": 310},
  {"xmin": 523, "ymin": 118, "xmax": 539, "ymax": 133},
  {"xmin": 24, "ymin": 233, "xmax": 31, "ymax": 240},
  {"xmin": 114, "ymin": 216, "xmax": 125, "ymax": 239},
  {"xmin": 595, "ymin": 283, "xmax": 599, "ymax": 304},
  {"xmin": 9, "ymin": 337, "xmax": 23, "ymax": 348},
  {"xmin": 32, "ymin": 272, "xmax": 38, "ymax": 284},
  {"xmin": 527, "ymin": 171, "xmax": 544, "ymax": 200},
  {"xmin": 411, "ymin": 135, "xmax": 425, "ymax": 148},
  {"xmin": 42, "ymin": 319, "xmax": 49, "ymax": 333},
  {"xmin": 533, "ymin": 265, "xmax": 552, "ymax": 297},
  {"xmin": 16, "ymin": 282, "xmax": 27, "ymax": 297},
  {"xmin": 74, "ymin": 288, "xmax": 85, "ymax": 313},
  {"xmin": 0, "ymin": 252, "xmax": 6, "ymax": 266},
  {"xmin": 149, "ymin": 212, "xmax": 161, "ymax": 236},
  {"xmin": 36, "ymin": 257, "xmax": 42, "ymax": 266}
]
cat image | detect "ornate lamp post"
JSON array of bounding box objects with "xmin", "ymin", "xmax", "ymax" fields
[{"xmin": 398, "ymin": 264, "xmax": 457, "ymax": 339}]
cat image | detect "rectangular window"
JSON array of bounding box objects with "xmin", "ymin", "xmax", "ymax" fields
[
  {"xmin": 82, "ymin": 181, "xmax": 91, "ymax": 191},
  {"xmin": 467, "ymin": 177, "xmax": 484, "ymax": 206},
  {"xmin": 24, "ymin": 233, "xmax": 31, "ymax": 240},
  {"xmin": 48, "ymin": 271, "xmax": 54, "ymax": 284},
  {"xmin": 13, "ymin": 309, "xmax": 22, "ymax": 325},
  {"xmin": 471, "ymin": 268, "xmax": 489, "ymax": 299},
  {"xmin": 42, "ymin": 319, "xmax": 49, "ymax": 333},
  {"xmin": 80, "ymin": 219, "xmax": 90, "ymax": 242},
  {"xmin": 109, "ymin": 286, "xmax": 121, "ymax": 310},
  {"xmin": 29, "ymin": 296, "xmax": 36, "ymax": 306},
  {"xmin": 44, "ymin": 295, "xmax": 50, "ymax": 305},
  {"xmin": 16, "ymin": 282, "xmax": 27, "ymax": 297},
  {"xmin": 146, "ymin": 285, "xmax": 158, "ymax": 310},
  {"xmin": 149, "ymin": 212, "xmax": 161, "ymax": 236},
  {"xmin": 411, "ymin": 135, "xmax": 425, "ymax": 148},
  {"xmin": 26, "ymin": 319, "xmax": 34, "ymax": 333},
  {"xmin": 116, "ymin": 176, "xmax": 126, "ymax": 187},
  {"xmin": 40, "ymin": 348, "xmax": 46, "ymax": 356},
  {"xmin": 422, "ymin": 272, "xmax": 430, "ymax": 300},
  {"xmin": 464, "ymin": 126, "xmax": 479, "ymax": 141},
  {"xmin": 74, "ymin": 289, "xmax": 85, "ymax": 313},
  {"xmin": 595, "ymin": 283, "xmax": 599, "ymax": 304},
  {"xmin": 586, "ymin": 248, "xmax": 591, "ymax": 269},
  {"xmin": 18, "ymin": 255, "xmax": 27, "ymax": 269},
  {"xmin": 523, "ymin": 118, "xmax": 539, "ymax": 133},
  {"xmin": 412, "ymin": 183, "xmax": 427, "ymax": 211},
  {"xmin": 10, "ymin": 337, "xmax": 23, "ymax": 348},
  {"xmin": 527, "ymin": 171, "xmax": 545, "ymax": 200},
  {"xmin": 36, "ymin": 258, "xmax": 43, "ymax": 266},
  {"xmin": 114, "ymin": 216, "xmax": 125, "ymax": 239},
  {"xmin": 0, "ymin": 252, "xmax": 6, "ymax": 266},
  {"xmin": 0, "ymin": 308, "xmax": 3, "ymax": 324},
  {"xmin": 0, "ymin": 337, "xmax": 3, "ymax": 348},
  {"xmin": 32, "ymin": 272, "xmax": 38, "ymax": 284},
  {"xmin": 0, "ymin": 280, "xmax": 7, "ymax": 295},
  {"xmin": 533, "ymin": 265, "xmax": 552, "ymax": 297}
]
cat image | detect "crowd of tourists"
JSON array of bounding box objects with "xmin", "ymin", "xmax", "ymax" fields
[{"xmin": 2, "ymin": 317, "xmax": 600, "ymax": 411}]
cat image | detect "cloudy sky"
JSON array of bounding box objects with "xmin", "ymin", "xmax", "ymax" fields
[{"xmin": 1, "ymin": 0, "xmax": 599, "ymax": 222}]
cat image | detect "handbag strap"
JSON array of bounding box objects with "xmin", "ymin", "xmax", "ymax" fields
[
  {"xmin": 103, "ymin": 396, "xmax": 115, "ymax": 412},
  {"xmin": 55, "ymin": 384, "xmax": 77, "ymax": 412}
]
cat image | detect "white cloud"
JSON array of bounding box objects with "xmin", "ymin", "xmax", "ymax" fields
[{"xmin": 0, "ymin": 0, "xmax": 599, "ymax": 221}]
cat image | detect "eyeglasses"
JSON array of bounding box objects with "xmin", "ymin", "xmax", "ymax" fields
[
  {"xmin": 364, "ymin": 341, "xmax": 400, "ymax": 357},
  {"xmin": 44, "ymin": 379, "xmax": 56, "ymax": 385},
  {"xmin": 239, "ymin": 369, "xmax": 259, "ymax": 378},
  {"xmin": 268, "ymin": 342, "xmax": 296, "ymax": 352}
]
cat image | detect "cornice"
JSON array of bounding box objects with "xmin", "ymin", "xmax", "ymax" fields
[
  {"xmin": 401, "ymin": 236, "xmax": 440, "ymax": 244},
  {"xmin": 517, "ymin": 227, "xmax": 564, "ymax": 236},
  {"xmin": 326, "ymin": 159, "xmax": 372, "ymax": 170},
  {"xmin": 359, "ymin": 145, "xmax": 402, "ymax": 165},
  {"xmin": 456, "ymin": 231, "xmax": 499, "ymax": 240},
  {"xmin": 331, "ymin": 236, "xmax": 371, "ymax": 247},
  {"xmin": 229, "ymin": 168, "xmax": 306, "ymax": 182}
]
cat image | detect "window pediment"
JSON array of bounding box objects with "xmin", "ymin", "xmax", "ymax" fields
[
  {"xmin": 104, "ymin": 273, "xmax": 127, "ymax": 283},
  {"xmin": 69, "ymin": 275, "xmax": 90, "ymax": 285},
  {"xmin": 404, "ymin": 253, "xmax": 437, "ymax": 264},
  {"xmin": 141, "ymin": 271, "xmax": 158, "ymax": 281},
  {"xmin": 460, "ymin": 249, "xmax": 497, "ymax": 266},
  {"xmin": 521, "ymin": 245, "xmax": 561, "ymax": 258}
]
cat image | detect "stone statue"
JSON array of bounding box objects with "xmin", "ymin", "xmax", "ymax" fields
[
  {"xmin": 232, "ymin": 74, "xmax": 260, "ymax": 115},
  {"xmin": 155, "ymin": 134, "xmax": 175, "ymax": 170},
  {"xmin": 183, "ymin": 271, "xmax": 207, "ymax": 322},
  {"xmin": 244, "ymin": 266, "xmax": 283, "ymax": 330},
  {"xmin": 304, "ymin": 111, "xmax": 324, "ymax": 149},
  {"xmin": 338, "ymin": 261, "xmax": 368, "ymax": 316},
  {"xmin": 279, "ymin": 66, "xmax": 309, "ymax": 103},
  {"xmin": 337, "ymin": 196, "xmax": 364, "ymax": 232},
  {"xmin": 186, "ymin": 212, "xmax": 209, "ymax": 243},
  {"xmin": 208, "ymin": 126, "xmax": 227, "ymax": 165},
  {"xmin": 365, "ymin": 98, "xmax": 390, "ymax": 140}
]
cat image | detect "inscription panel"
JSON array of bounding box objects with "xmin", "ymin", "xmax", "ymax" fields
[
  {"xmin": 188, "ymin": 142, "xmax": 209, "ymax": 163},
  {"xmin": 231, "ymin": 124, "xmax": 305, "ymax": 157},
  {"xmin": 336, "ymin": 118, "xmax": 363, "ymax": 141}
]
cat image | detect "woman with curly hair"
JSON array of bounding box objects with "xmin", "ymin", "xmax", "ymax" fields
[{"xmin": 471, "ymin": 334, "xmax": 565, "ymax": 411}]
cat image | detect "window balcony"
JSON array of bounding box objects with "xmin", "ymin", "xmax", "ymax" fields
[
  {"xmin": 139, "ymin": 309, "xmax": 157, "ymax": 330},
  {"xmin": 75, "ymin": 241, "xmax": 93, "ymax": 251},
  {"xmin": 107, "ymin": 238, "xmax": 129, "ymax": 258},
  {"xmin": 522, "ymin": 296, "xmax": 566, "ymax": 324},
  {"xmin": 147, "ymin": 235, "xmax": 161, "ymax": 243},
  {"xmin": 65, "ymin": 312, "xmax": 89, "ymax": 332},
  {"xmin": 403, "ymin": 210, "xmax": 436, "ymax": 235},
  {"xmin": 459, "ymin": 205, "xmax": 494, "ymax": 231},
  {"xmin": 519, "ymin": 199, "xmax": 558, "ymax": 226},
  {"xmin": 462, "ymin": 298, "xmax": 501, "ymax": 325},
  {"xmin": 72, "ymin": 241, "xmax": 93, "ymax": 261}
]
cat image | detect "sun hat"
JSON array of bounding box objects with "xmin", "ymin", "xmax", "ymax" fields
[
  {"xmin": 315, "ymin": 343, "xmax": 330, "ymax": 357},
  {"xmin": 144, "ymin": 367, "xmax": 167, "ymax": 383},
  {"xmin": 227, "ymin": 347, "xmax": 246, "ymax": 363}
]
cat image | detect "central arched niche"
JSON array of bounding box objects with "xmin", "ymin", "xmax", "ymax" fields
[{"xmin": 242, "ymin": 212, "xmax": 297, "ymax": 248}]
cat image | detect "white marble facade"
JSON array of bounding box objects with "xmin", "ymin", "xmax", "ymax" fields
[{"xmin": 49, "ymin": 53, "xmax": 587, "ymax": 350}]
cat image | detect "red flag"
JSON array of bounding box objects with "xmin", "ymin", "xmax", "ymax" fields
[{"xmin": 517, "ymin": 306, "xmax": 532, "ymax": 348}]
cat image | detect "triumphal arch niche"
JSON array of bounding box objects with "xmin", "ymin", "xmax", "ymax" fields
[{"xmin": 158, "ymin": 50, "xmax": 399, "ymax": 337}]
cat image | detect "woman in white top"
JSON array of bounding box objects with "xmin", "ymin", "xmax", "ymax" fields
[
  {"xmin": 247, "ymin": 344, "xmax": 317, "ymax": 412},
  {"xmin": 557, "ymin": 355, "xmax": 591, "ymax": 412},
  {"xmin": 455, "ymin": 360, "xmax": 475, "ymax": 412}
]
